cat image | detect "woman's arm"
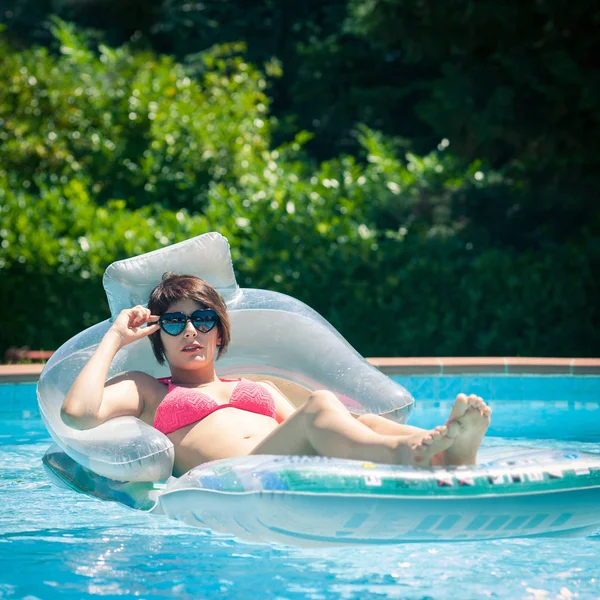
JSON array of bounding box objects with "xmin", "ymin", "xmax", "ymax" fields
[{"xmin": 60, "ymin": 306, "xmax": 160, "ymax": 430}]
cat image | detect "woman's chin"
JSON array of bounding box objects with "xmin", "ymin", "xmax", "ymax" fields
[{"xmin": 177, "ymin": 353, "xmax": 211, "ymax": 367}]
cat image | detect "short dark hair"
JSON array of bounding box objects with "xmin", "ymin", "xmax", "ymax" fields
[{"xmin": 147, "ymin": 273, "xmax": 231, "ymax": 365}]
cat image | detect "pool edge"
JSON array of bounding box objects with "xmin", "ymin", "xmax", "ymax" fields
[
  {"xmin": 1, "ymin": 357, "xmax": 599, "ymax": 384},
  {"xmin": 369, "ymin": 357, "xmax": 600, "ymax": 376}
]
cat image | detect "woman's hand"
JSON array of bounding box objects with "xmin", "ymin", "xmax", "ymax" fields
[{"xmin": 108, "ymin": 306, "xmax": 160, "ymax": 347}]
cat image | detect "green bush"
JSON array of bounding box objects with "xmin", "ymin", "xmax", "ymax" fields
[
  {"xmin": 1, "ymin": 21, "xmax": 598, "ymax": 358},
  {"xmin": 0, "ymin": 18, "xmax": 271, "ymax": 212},
  {"xmin": 3, "ymin": 1, "xmax": 599, "ymax": 251}
]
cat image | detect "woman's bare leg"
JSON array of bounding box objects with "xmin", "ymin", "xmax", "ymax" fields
[
  {"xmin": 250, "ymin": 391, "xmax": 457, "ymax": 466},
  {"xmin": 355, "ymin": 414, "xmax": 447, "ymax": 466},
  {"xmin": 357, "ymin": 414, "xmax": 428, "ymax": 436},
  {"xmin": 357, "ymin": 393, "xmax": 492, "ymax": 466}
]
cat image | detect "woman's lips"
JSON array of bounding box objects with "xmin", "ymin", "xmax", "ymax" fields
[{"xmin": 182, "ymin": 345, "xmax": 202, "ymax": 352}]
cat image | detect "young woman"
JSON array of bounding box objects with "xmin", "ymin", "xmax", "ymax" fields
[{"xmin": 61, "ymin": 274, "xmax": 491, "ymax": 477}]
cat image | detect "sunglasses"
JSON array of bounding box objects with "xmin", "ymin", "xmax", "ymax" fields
[{"xmin": 158, "ymin": 309, "xmax": 220, "ymax": 336}]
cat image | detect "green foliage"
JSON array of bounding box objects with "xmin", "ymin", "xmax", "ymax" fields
[
  {"xmin": 0, "ymin": 169, "xmax": 210, "ymax": 350},
  {"xmin": 3, "ymin": 1, "xmax": 598, "ymax": 249},
  {"xmin": 0, "ymin": 0, "xmax": 428, "ymax": 160},
  {"xmin": 346, "ymin": 0, "xmax": 600, "ymax": 247},
  {"xmin": 0, "ymin": 21, "xmax": 598, "ymax": 358},
  {"xmin": 0, "ymin": 19, "xmax": 271, "ymax": 212}
]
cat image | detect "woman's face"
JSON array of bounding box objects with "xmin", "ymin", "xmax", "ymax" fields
[{"xmin": 160, "ymin": 298, "xmax": 222, "ymax": 370}]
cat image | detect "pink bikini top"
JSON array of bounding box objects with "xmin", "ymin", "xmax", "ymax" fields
[{"xmin": 153, "ymin": 377, "xmax": 277, "ymax": 435}]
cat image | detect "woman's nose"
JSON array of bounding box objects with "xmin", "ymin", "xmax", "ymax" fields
[{"xmin": 183, "ymin": 320, "xmax": 198, "ymax": 337}]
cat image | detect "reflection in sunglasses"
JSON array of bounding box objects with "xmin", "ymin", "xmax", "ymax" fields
[{"xmin": 159, "ymin": 310, "xmax": 219, "ymax": 336}]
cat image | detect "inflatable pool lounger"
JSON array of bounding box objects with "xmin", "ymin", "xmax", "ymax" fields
[
  {"xmin": 38, "ymin": 233, "xmax": 600, "ymax": 546},
  {"xmin": 43, "ymin": 444, "xmax": 600, "ymax": 545}
]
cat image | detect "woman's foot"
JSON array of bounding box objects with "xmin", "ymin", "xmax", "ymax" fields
[
  {"xmin": 443, "ymin": 394, "xmax": 492, "ymax": 466},
  {"xmin": 399, "ymin": 423, "xmax": 460, "ymax": 467}
]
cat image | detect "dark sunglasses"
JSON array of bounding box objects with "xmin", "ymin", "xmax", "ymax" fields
[{"xmin": 158, "ymin": 309, "xmax": 220, "ymax": 336}]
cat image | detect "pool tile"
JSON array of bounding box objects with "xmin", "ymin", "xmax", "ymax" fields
[
  {"xmin": 393, "ymin": 376, "xmax": 436, "ymax": 401},
  {"xmin": 0, "ymin": 384, "xmax": 16, "ymax": 408},
  {"xmin": 443, "ymin": 363, "xmax": 505, "ymax": 374},
  {"xmin": 492, "ymin": 376, "xmax": 523, "ymax": 402},
  {"xmin": 436, "ymin": 376, "xmax": 461, "ymax": 400},
  {"xmin": 458, "ymin": 377, "xmax": 494, "ymax": 398},
  {"xmin": 13, "ymin": 383, "xmax": 39, "ymax": 411},
  {"xmin": 575, "ymin": 376, "xmax": 600, "ymax": 403},
  {"xmin": 572, "ymin": 361, "xmax": 600, "ymax": 375},
  {"xmin": 509, "ymin": 363, "xmax": 571, "ymax": 374},
  {"xmin": 434, "ymin": 376, "xmax": 494, "ymax": 401},
  {"xmin": 520, "ymin": 376, "xmax": 575, "ymax": 402}
]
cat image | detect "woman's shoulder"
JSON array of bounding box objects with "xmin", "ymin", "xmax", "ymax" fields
[
  {"xmin": 106, "ymin": 370, "xmax": 163, "ymax": 386},
  {"xmin": 106, "ymin": 370, "xmax": 168, "ymax": 403}
]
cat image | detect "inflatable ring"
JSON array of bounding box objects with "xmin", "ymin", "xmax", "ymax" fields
[
  {"xmin": 42, "ymin": 444, "xmax": 600, "ymax": 544},
  {"xmin": 38, "ymin": 233, "xmax": 414, "ymax": 482},
  {"xmin": 39, "ymin": 233, "xmax": 600, "ymax": 544}
]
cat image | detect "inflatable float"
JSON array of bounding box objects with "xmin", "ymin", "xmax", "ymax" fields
[{"xmin": 38, "ymin": 233, "xmax": 600, "ymax": 545}]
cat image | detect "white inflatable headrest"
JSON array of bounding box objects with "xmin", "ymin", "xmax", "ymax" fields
[{"xmin": 104, "ymin": 232, "xmax": 240, "ymax": 316}]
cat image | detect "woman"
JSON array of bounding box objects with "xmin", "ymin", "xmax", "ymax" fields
[{"xmin": 61, "ymin": 273, "xmax": 491, "ymax": 476}]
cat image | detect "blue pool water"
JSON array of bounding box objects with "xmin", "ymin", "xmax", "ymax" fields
[{"xmin": 1, "ymin": 376, "xmax": 599, "ymax": 599}]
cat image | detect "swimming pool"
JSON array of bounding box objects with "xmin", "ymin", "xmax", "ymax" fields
[{"xmin": 1, "ymin": 376, "xmax": 599, "ymax": 599}]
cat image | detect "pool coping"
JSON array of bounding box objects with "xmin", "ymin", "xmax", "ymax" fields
[
  {"xmin": 1, "ymin": 357, "xmax": 599, "ymax": 384},
  {"xmin": 367, "ymin": 357, "xmax": 600, "ymax": 375}
]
